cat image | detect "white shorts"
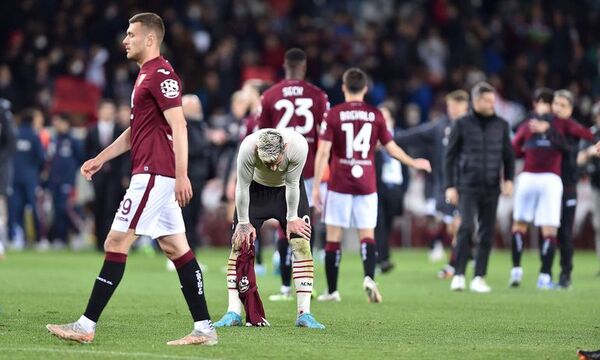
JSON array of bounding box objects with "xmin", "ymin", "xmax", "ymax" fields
[
  {"xmin": 111, "ymin": 174, "xmax": 185, "ymax": 239},
  {"xmin": 513, "ymin": 172, "xmax": 563, "ymax": 227},
  {"xmin": 304, "ymin": 177, "xmax": 328, "ymax": 208},
  {"xmin": 324, "ymin": 190, "xmax": 377, "ymax": 229}
]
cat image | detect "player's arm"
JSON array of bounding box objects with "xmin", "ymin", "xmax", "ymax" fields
[
  {"xmin": 81, "ymin": 127, "xmax": 131, "ymax": 181},
  {"xmin": 384, "ymin": 141, "xmax": 430, "ymax": 172},
  {"xmin": 565, "ymin": 119, "xmax": 594, "ymax": 141},
  {"xmin": 233, "ymin": 139, "xmax": 257, "ymax": 249},
  {"xmin": 164, "ymin": 107, "xmax": 192, "ymax": 207},
  {"xmin": 444, "ymin": 120, "xmax": 462, "ymax": 205},
  {"xmin": 312, "ymin": 139, "xmax": 332, "ymax": 212},
  {"xmin": 285, "ymin": 139, "xmax": 311, "ymax": 240},
  {"xmin": 511, "ymin": 123, "xmax": 526, "ymax": 158}
]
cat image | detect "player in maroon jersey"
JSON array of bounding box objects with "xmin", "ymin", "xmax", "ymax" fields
[
  {"xmin": 46, "ymin": 13, "xmax": 216, "ymax": 346},
  {"xmin": 257, "ymin": 48, "xmax": 329, "ymax": 301},
  {"xmin": 312, "ymin": 68, "xmax": 431, "ymax": 303}
]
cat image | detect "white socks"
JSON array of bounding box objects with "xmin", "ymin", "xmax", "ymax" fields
[
  {"xmin": 77, "ymin": 315, "xmax": 96, "ymax": 333},
  {"xmin": 290, "ymin": 238, "xmax": 313, "ymax": 315},
  {"xmin": 226, "ymin": 252, "xmax": 242, "ymax": 315},
  {"xmin": 194, "ymin": 320, "xmax": 214, "ymax": 332}
]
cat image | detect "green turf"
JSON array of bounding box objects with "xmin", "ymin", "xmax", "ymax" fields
[{"xmin": 0, "ymin": 248, "xmax": 599, "ymax": 359}]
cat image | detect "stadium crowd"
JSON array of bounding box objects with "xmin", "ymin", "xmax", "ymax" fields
[{"xmin": 0, "ymin": 0, "xmax": 600, "ymax": 286}]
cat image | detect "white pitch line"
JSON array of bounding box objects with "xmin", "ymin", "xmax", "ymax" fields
[{"xmin": 0, "ymin": 347, "xmax": 222, "ymax": 360}]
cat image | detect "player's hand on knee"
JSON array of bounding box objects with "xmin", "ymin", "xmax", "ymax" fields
[
  {"xmin": 81, "ymin": 158, "xmax": 104, "ymax": 181},
  {"xmin": 287, "ymin": 218, "xmax": 311, "ymax": 240},
  {"xmin": 175, "ymin": 176, "xmax": 193, "ymax": 207},
  {"xmin": 233, "ymin": 223, "xmax": 256, "ymax": 249}
]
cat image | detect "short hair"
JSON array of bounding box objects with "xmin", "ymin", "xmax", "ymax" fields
[
  {"xmin": 533, "ymin": 88, "xmax": 553, "ymax": 104},
  {"xmin": 284, "ymin": 48, "xmax": 306, "ymax": 69},
  {"xmin": 98, "ymin": 98, "xmax": 115, "ymax": 109},
  {"xmin": 553, "ymin": 89, "xmax": 574, "ymax": 106},
  {"xmin": 471, "ymin": 82, "xmax": 495, "ymax": 100},
  {"xmin": 19, "ymin": 108, "xmax": 37, "ymax": 125},
  {"xmin": 343, "ymin": 68, "xmax": 367, "ymax": 94},
  {"xmin": 54, "ymin": 112, "xmax": 71, "ymax": 123},
  {"xmin": 257, "ymin": 129, "xmax": 284, "ymax": 164},
  {"xmin": 129, "ymin": 12, "xmax": 165, "ymax": 44},
  {"xmin": 445, "ymin": 90, "xmax": 469, "ymax": 103}
]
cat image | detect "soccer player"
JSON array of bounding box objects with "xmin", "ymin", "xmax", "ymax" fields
[
  {"xmin": 214, "ymin": 128, "xmax": 324, "ymax": 329},
  {"xmin": 256, "ymin": 48, "xmax": 329, "ymax": 301},
  {"xmin": 313, "ymin": 68, "xmax": 431, "ymax": 302},
  {"xmin": 46, "ymin": 13, "xmax": 217, "ymax": 346},
  {"xmin": 510, "ymin": 90, "xmax": 568, "ymax": 289}
]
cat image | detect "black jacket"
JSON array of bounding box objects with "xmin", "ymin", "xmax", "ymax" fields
[
  {"xmin": 444, "ymin": 110, "xmax": 515, "ymax": 191},
  {"xmin": 0, "ymin": 99, "xmax": 17, "ymax": 195}
]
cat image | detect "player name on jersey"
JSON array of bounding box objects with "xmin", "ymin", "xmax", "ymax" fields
[
  {"xmin": 282, "ymin": 86, "xmax": 304, "ymax": 97},
  {"xmin": 339, "ymin": 110, "xmax": 376, "ymax": 122}
]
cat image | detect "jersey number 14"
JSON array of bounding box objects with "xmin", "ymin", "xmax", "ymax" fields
[{"xmin": 341, "ymin": 123, "xmax": 372, "ymax": 159}]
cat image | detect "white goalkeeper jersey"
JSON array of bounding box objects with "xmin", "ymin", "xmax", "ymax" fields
[{"xmin": 235, "ymin": 128, "xmax": 308, "ymax": 224}]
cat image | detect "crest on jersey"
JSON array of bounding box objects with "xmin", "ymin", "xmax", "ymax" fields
[
  {"xmin": 160, "ymin": 79, "xmax": 179, "ymax": 98},
  {"xmin": 238, "ymin": 276, "xmax": 249, "ymax": 293}
]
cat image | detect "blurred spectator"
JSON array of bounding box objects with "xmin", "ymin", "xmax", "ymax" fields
[
  {"xmin": 181, "ymin": 94, "xmax": 222, "ymax": 249},
  {"xmin": 47, "ymin": 113, "xmax": 83, "ymax": 248},
  {"xmin": 85, "ymin": 99, "xmax": 125, "ymax": 250},
  {"xmin": 8, "ymin": 109, "xmax": 45, "ymax": 249},
  {"xmin": 374, "ymin": 101, "xmax": 407, "ymax": 273},
  {"xmin": 0, "ymin": 98, "xmax": 17, "ymax": 259},
  {"xmin": 578, "ymin": 101, "xmax": 600, "ymax": 274}
]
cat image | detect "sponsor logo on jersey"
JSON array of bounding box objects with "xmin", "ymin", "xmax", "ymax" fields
[
  {"xmin": 160, "ymin": 79, "xmax": 179, "ymax": 98},
  {"xmin": 157, "ymin": 68, "xmax": 171, "ymax": 75}
]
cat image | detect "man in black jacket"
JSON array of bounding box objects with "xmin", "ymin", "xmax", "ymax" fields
[
  {"xmin": 85, "ymin": 100, "xmax": 126, "ymax": 251},
  {"xmin": 445, "ymin": 82, "xmax": 515, "ymax": 293}
]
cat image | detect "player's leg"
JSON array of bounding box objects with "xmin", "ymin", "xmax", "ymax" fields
[
  {"xmin": 451, "ymin": 190, "xmax": 477, "ymax": 291},
  {"xmin": 536, "ymin": 174, "xmax": 564, "ymax": 289},
  {"xmin": 470, "ymin": 191, "xmax": 499, "ymax": 293},
  {"xmin": 352, "ymin": 193, "xmax": 380, "ymax": 302},
  {"xmin": 510, "ymin": 172, "xmax": 537, "ymax": 287},
  {"xmin": 319, "ymin": 190, "xmax": 351, "ymax": 301},
  {"xmin": 157, "ymin": 233, "xmax": 217, "ymax": 346},
  {"xmin": 46, "ymin": 228, "xmax": 137, "ymax": 343},
  {"xmin": 557, "ymin": 187, "xmax": 576, "ymax": 288},
  {"xmin": 270, "ymin": 226, "xmax": 293, "ymax": 301}
]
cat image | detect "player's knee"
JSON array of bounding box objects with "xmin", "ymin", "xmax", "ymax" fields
[
  {"xmin": 290, "ymin": 237, "xmax": 311, "ymax": 260},
  {"xmin": 104, "ymin": 233, "xmax": 128, "ymax": 254}
]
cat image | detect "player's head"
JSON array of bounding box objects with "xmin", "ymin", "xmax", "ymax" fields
[
  {"xmin": 532, "ymin": 88, "xmax": 553, "ymax": 115},
  {"xmin": 97, "ymin": 99, "xmax": 116, "ymax": 123},
  {"xmin": 342, "ymin": 68, "xmax": 368, "ymax": 99},
  {"xmin": 552, "ymin": 89, "xmax": 574, "ymax": 119},
  {"xmin": 52, "ymin": 112, "xmax": 71, "ymax": 133},
  {"xmin": 257, "ymin": 129, "xmax": 285, "ymax": 171},
  {"xmin": 283, "ymin": 48, "xmax": 306, "ymax": 80},
  {"xmin": 471, "ymin": 82, "xmax": 496, "ymax": 117},
  {"xmin": 182, "ymin": 94, "xmax": 203, "ymax": 121},
  {"xmin": 592, "ymin": 101, "xmax": 600, "ymax": 127},
  {"xmin": 445, "ymin": 90, "xmax": 469, "ymax": 121},
  {"xmin": 123, "ymin": 13, "xmax": 165, "ymax": 62},
  {"xmin": 117, "ymin": 103, "xmax": 131, "ymax": 127}
]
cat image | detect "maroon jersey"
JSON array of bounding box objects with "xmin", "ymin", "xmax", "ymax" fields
[
  {"xmin": 130, "ymin": 56, "xmax": 182, "ymax": 178},
  {"xmin": 513, "ymin": 116, "xmax": 593, "ymax": 175},
  {"xmin": 240, "ymin": 113, "xmax": 259, "ymax": 140},
  {"xmin": 257, "ymin": 79, "xmax": 329, "ymax": 178},
  {"xmin": 320, "ymin": 101, "xmax": 393, "ymax": 195}
]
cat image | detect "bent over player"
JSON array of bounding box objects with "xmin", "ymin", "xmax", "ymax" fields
[
  {"xmin": 214, "ymin": 128, "xmax": 324, "ymax": 329},
  {"xmin": 46, "ymin": 13, "xmax": 216, "ymax": 346},
  {"xmin": 313, "ymin": 68, "xmax": 431, "ymax": 303}
]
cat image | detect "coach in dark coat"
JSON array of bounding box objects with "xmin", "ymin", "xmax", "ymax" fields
[
  {"xmin": 85, "ymin": 100, "xmax": 126, "ymax": 250},
  {"xmin": 444, "ymin": 82, "xmax": 515, "ymax": 292}
]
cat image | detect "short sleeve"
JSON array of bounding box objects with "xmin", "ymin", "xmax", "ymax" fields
[
  {"xmin": 319, "ymin": 109, "xmax": 335, "ymax": 142},
  {"xmin": 377, "ymin": 110, "xmax": 393, "ymax": 145},
  {"xmin": 149, "ymin": 70, "xmax": 182, "ymax": 111}
]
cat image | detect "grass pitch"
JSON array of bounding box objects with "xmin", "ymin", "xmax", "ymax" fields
[{"xmin": 0, "ymin": 247, "xmax": 599, "ymax": 359}]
